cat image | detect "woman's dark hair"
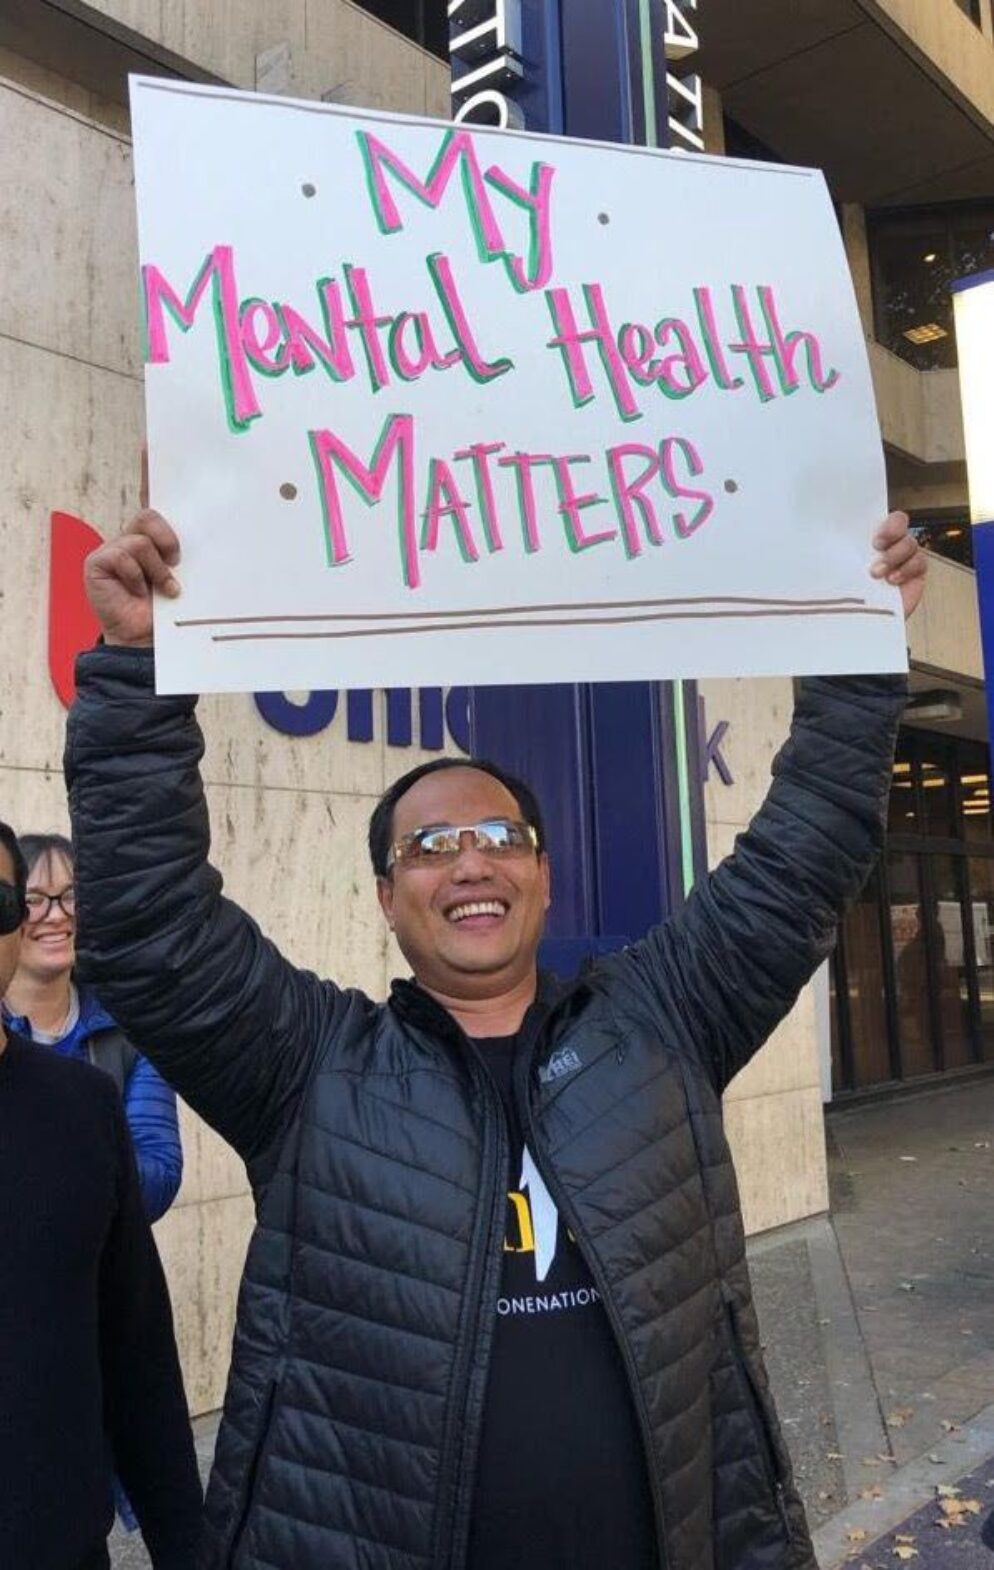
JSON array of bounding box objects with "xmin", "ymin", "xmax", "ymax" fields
[
  {"xmin": 18, "ymin": 832, "xmax": 74, "ymax": 881},
  {"xmin": 0, "ymin": 820, "xmax": 28, "ymax": 900},
  {"xmin": 368, "ymin": 757, "xmax": 546, "ymax": 877}
]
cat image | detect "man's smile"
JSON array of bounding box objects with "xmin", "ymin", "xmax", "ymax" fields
[{"xmin": 445, "ymin": 899, "xmax": 510, "ymax": 926}]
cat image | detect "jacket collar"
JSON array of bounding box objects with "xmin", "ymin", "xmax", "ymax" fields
[{"xmin": 387, "ymin": 968, "xmax": 589, "ymax": 1045}]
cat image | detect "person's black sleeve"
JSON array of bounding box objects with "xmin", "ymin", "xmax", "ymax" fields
[
  {"xmin": 617, "ymin": 674, "xmax": 906, "ymax": 1093},
  {"xmin": 65, "ymin": 645, "xmax": 349, "ymax": 1172},
  {"xmin": 99, "ymin": 1083, "xmax": 203, "ymax": 1569}
]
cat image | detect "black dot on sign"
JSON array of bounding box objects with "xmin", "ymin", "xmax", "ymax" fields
[
  {"xmin": 598, "ymin": 212, "xmax": 610, "ymax": 225},
  {"xmin": 724, "ymin": 479, "xmax": 739, "ymax": 494},
  {"xmin": 301, "ymin": 183, "xmax": 317, "ymax": 198},
  {"xmin": 280, "ymin": 483, "xmax": 298, "ymax": 501}
]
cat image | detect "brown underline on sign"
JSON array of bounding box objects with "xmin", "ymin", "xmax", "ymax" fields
[
  {"xmin": 176, "ymin": 594, "xmax": 870, "ymax": 630},
  {"xmin": 208, "ymin": 605, "xmax": 897, "ymax": 644}
]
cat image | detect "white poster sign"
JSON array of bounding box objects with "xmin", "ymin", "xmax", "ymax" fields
[{"xmin": 130, "ymin": 77, "xmax": 906, "ymax": 695}]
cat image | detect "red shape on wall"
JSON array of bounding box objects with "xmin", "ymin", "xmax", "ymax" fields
[{"xmin": 49, "ymin": 511, "xmax": 105, "ymax": 708}]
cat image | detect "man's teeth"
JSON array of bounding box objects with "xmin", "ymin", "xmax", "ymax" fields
[{"xmin": 448, "ymin": 901, "xmax": 505, "ymax": 923}]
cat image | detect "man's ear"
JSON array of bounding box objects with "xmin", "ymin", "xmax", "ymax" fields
[
  {"xmin": 540, "ymin": 852, "xmax": 551, "ymax": 913},
  {"xmin": 375, "ymin": 875, "xmax": 395, "ymax": 929}
]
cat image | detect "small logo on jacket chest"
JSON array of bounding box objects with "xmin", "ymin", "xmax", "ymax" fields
[{"xmin": 538, "ymin": 1046, "xmax": 582, "ymax": 1085}]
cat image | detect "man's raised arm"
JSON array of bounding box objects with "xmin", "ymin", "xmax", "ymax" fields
[
  {"xmin": 65, "ymin": 511, "xmax": 343, "ymax": 1173},
  {"xmin": 617, "ymin": 511, "xmax": 925, "ymax": 1095}
]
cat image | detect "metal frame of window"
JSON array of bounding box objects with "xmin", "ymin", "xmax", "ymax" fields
[{"xmin": 832, "ymin": 729, "xmax": 994, "ymax": 1095}]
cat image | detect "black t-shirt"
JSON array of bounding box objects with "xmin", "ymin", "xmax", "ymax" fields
[{"xmin": 466, "ymin": 1035, "xmax": 658, "ymax": 1570}]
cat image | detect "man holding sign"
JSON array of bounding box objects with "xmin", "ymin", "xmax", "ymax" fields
[{"xmin": 65, "ymin": 505, "xmax": 923, "ymax": 1570}]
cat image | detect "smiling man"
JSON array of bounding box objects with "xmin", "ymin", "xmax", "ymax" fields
[{"xmin": 67, "ymin": 505, "xmax": 924, "ymax": 1570}]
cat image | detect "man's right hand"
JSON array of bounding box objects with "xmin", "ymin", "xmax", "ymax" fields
[{"xmin": 84, "ymin": 512, "xmax": 181, "ymax": 648}]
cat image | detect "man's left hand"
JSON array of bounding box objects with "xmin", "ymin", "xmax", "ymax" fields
[{"xmin": 870, "ymin": 511, "xmax": 927, "ymax": 622}]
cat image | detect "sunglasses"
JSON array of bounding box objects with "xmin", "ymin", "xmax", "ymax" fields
[
  {"xmin": 0, "ymin": 881, "xmax": 27, "ymax": 936},
  {"xmin": 387, "ymin": 818, "xmax": 538, "ymax": 870}
]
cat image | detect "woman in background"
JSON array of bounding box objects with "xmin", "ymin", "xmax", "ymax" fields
[{"xmin": 3, "ymin": 832, "xmax": 182, "ymax": 1220}]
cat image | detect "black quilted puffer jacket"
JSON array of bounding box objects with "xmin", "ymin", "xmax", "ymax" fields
[{"xmin": 66, "ymin": 650, "xmax": 905, "ymax": 1570}]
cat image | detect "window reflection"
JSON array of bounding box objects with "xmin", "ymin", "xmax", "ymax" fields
[
  {"xmin": 960, "ymin": 747, "xmax": 992, "ymax": 841},
  {"xmin": 869, "ymin": 202, "xmax": 994, "ymax": 370},
  {"xmin": 888, "ymin": 752, "xmax": 918, "ymax": 835},
  {"xmin": 910, "ymin": 514, "xmax": 972, "ymax": 569},
  {"xmin": 889, "ymin": 853, "xmax": 935, "ymax": 1079},
  {"xmin": 836, "ymin": 871, "xmax": 892, "ymax": 1088},
  {"xmin": 968, "ymin": 859, "xmax": 994, "ymax": 1062},
  {"xmin": 834, "ymin": 727, "xmax": 994, "ymax": 1094},
  {"xmin": 920, "ymin": 757, "xmax": 954, "ymax": 839},
  {"xmin": 930, "ymin": 857, "xmax": 974, "ymax": 1070}
]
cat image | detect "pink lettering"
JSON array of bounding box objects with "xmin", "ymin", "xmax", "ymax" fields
[
  {"xmin": 607, "ymin": 444, "xmax": 664, "ymax": 556},
  {"xmin": 421, "ymin": 460, "xmax": 480, "ymax": 562},
  {"xmin": 661, "ymin": 437, "xmax": 714, "ymax": 537},
  {"xmin": 309, "ymin": 415, "xmax": 420, "ymax": 588}
]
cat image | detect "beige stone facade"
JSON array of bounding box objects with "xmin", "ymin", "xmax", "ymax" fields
[{"xmin": 3, "ymin": 0, "xmax": 991, "ymax": 1412}]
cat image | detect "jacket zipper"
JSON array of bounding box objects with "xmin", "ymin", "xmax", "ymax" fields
[
  {"xmin": 723, "ymin": 1292, "xmax": 793, "ymax": 1545},
  {"xmin": 228, "ymin": 1368, "xmax": 282, "ymax": 1566},
  {"xmin": 430, "ymin": 1033, "xmax": 509, "ymax": 1570},
  {"xmin": 514, "ymin": 1051, "xmax": 671, "ymax": 1570}
]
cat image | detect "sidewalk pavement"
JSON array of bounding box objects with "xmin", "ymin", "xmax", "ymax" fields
[
  {"xmin": 111, "ymin": 1072, "xmax": 994, "ymax": 1568},
  {"xmin": 749, "ymin": 1072, "xmax": 994, "ymax": 1566}
]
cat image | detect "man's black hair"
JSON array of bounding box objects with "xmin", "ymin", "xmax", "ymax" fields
[
  {"xmin": 18, "ymin": 832, "xmax": 74, "ymax": 879},
  {"xmin": 368, "ymin": 757, "xmax": 546, "ymax": 876},
  {"xmin": 0, "ymin": 820, "xmax": 28, "ymax": 901}
]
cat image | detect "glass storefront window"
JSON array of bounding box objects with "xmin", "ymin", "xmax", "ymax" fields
[
  {"xmin": 968, "ymin": 859, "xmax": 994, "ymax": 1062},
  {"xmin": 869, "ymin": 202, "xmax": 994, "ymax": 370},
  {"xmin": 888, "ymin": 740, "xmax": 919, "ymax": 835},
  {"xmin": 959, "ymin": 743, "xmax": 992, "ymax": 841},
  {"xmin": 954, "ymin": 0, "xmax": 983, "ymax": 24},
  {"xmin": 928, "ymin": 856, "xmax": 975, "ymax": 1070},
  {"xmin": 918, "ymin": 740, "xmax": 956, "ymax": 838},
  {"xmin": 835, "ymin": 727, "xmax": 994, "ymax": 1095},
  {"xmin": 910, "ymin": 514, "xmax": 973, "ymax": 569},
  {"xmin": 836, "ymin": 870, "xmax": 893, "ymax": 1089}
]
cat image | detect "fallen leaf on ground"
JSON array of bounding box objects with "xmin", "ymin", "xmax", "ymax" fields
[
  {"xmin": 846, "ymin": 1528, "xmax": 868, "ymax": 1544},
  {"xmin": 937, "ymin": 1485, "xmax": 961, "ymax": 1498},
  {"xmin": 887, "ymin": 1408, "xmax": 914, "ymax": 1429},
  {"xmin": 940, "ymin": 1421, "xmax": 961, "ymax": 1433},
  {"xmin": 860, "ymin": 1485, "xmax": 883, "ymax": 1501},
  {"xmin": 893, "ymin": 1547, "xmax": 918, "ymax": 1561},
  {"xmin": 898, "ymin": 1156, "xmax": 917, "ymax": 1163}
]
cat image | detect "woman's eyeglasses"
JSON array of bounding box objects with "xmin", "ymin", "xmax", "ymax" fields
[{"xmin": 24, "ymin": 887, "xmax": 76, "ymax": 923}]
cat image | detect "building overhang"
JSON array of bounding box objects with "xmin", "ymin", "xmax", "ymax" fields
[{"xmin": 699, "ymin": 0, "xmax": 994, "ymax": 206}]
